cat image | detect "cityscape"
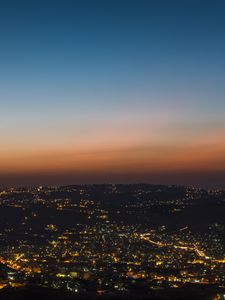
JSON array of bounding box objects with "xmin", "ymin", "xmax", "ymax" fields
[
  {"xmin": 1, "ymin": 0, "xmax": 225, "ymax": 299},
  {"xmin": 0, "ymin": 184, "xmax": 224, "ymax": 299}
]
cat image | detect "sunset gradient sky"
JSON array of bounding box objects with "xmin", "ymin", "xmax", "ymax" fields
[{"xmin": 0, "ymin": 0, "xmax": 225, "ymax": 187}]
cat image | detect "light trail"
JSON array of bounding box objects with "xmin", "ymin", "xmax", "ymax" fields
[{"xmin": 140, "ymin": 233, "xmax": 222, "ymax": 262}]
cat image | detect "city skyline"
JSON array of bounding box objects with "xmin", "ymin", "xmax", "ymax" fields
[{"xmin": 1, "ymin": 0, "xmax": 225, "ymax": 187}]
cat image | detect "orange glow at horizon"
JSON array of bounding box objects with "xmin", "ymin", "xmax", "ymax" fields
[{"xmin": 1, "ymin": 126, "xmax": 225, "ymax": 176}]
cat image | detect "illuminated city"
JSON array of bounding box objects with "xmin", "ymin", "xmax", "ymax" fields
[
  {"xmin": 1, "ymin": 0, "xmax": 225, "ymax": 299},
  {"xmin": 0, "ymin": 184, "xmax": 224, "ymax": 299}
]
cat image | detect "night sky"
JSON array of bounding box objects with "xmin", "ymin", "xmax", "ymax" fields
[{"xmin": 0, "ymin": 0, "xmax": 225, "ymax": 187}]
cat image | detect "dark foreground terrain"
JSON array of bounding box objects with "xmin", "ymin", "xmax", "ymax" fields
[{"xmin": 0, "ymin": 284, "xmax": 224, "ymax": 300}]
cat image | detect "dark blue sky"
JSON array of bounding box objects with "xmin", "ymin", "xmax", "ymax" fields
[{"xmin": 0, "ymin": 0, "xmax": 225, "ymax": 187}]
